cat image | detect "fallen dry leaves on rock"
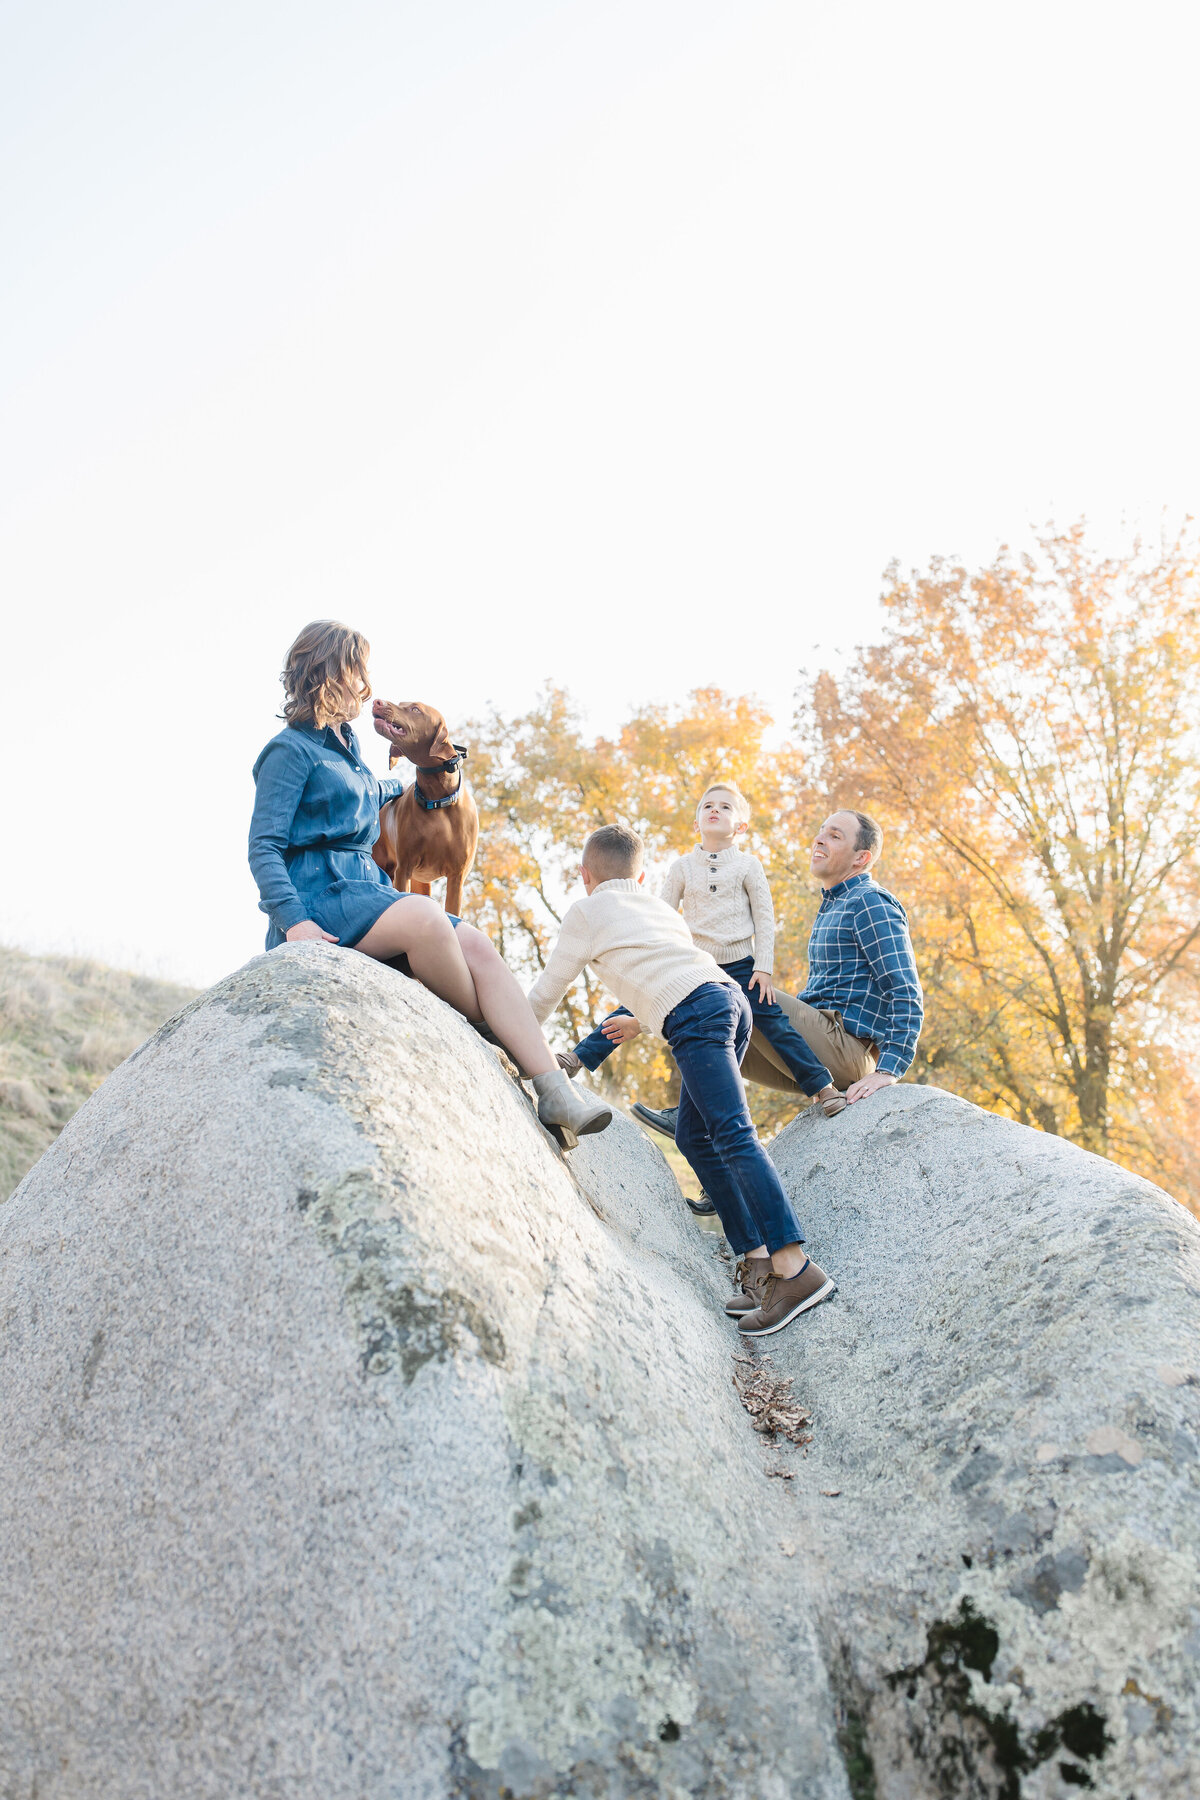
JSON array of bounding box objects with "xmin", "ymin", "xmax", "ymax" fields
[{"xmin": 732, "ymin": 1357, "xmax": 813, "ymax": 1447}]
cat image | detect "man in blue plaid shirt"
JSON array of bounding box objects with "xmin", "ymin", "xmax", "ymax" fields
[
  {"xmin": 792, "ymin": 810, "xmax": 922, "ymax": 1102},
  {"xmin": 741, "ymin": 810, "xmax": 922, "ymax": 1104}
]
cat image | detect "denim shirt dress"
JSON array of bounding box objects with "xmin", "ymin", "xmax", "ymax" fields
[{"xmin": 248, "ymin": 723, "xmax": 406, "ymax": 950}]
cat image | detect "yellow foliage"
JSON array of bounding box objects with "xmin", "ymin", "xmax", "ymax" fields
[
  {"xmin": 805, "ymin": 521, "xmax": 1200, "ymax": 1207},
  {"xmin": 459, "ymin": 524, "xmax": 1200, "ymax": 1212}
]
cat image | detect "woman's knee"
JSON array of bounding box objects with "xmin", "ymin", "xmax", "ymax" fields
[
  {"xmin": 401, "ymin": 895, "xmax": 452, "ymax": 934},
  {"xmin": 455, "ymin": 922, "xmax": 502, "ymax": 969},
  {"xmin": 360, "ymin": 895, "xmax": 453, "ymax": 957}
]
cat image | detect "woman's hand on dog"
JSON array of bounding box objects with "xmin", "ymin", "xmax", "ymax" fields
[
  {"xmin": 601, "ymin": 1014, "xmax": 642, "ymax": 1044},
  {"xmin": 286, "ymin": 920, "xmax": 340, "ymax": 944}
]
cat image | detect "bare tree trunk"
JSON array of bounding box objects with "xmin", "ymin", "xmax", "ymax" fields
[{"xmin": 1075, "ymin": 1015, "xmax": 1112, "ymax": 1157}]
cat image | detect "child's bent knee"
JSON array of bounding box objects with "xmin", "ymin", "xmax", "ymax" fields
[{"xmin": 708, "ymin": 1120, "xmax": 759, "ymax": 1157}]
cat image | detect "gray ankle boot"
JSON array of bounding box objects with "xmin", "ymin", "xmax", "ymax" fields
[{"xmin": 531, "ymin": 1070, "xmax": 613, "ymax": 1150}]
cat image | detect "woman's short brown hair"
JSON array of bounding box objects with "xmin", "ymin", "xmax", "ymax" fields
[{"xmin": 281, "ymin": 621, "xmax": 371, "ymax": 728}]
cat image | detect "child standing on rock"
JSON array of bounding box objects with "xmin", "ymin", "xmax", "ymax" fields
[
  {"xmin": 561, "ymin": 784, "xmax": 846, "ymax": 1128},
  {"xmin": 527, "ymin": 824, "xmax": 837, "ymax": 1338}
]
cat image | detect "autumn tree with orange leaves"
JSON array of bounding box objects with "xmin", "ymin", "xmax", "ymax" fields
[
  {"xmin": 458, "ymin": 524, "xmax": 1200, "ymax": 1212},
  {"xmin": 803, "ymin": 523, "xmax": 1200, "ymax": 1195}
]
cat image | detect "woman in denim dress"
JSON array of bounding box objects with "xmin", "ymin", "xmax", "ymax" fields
[{"xmin": 248, "ymin": 621, "xmax": 611, "ymax": 1146}]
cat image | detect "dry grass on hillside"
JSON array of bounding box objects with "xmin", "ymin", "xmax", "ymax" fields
[{"xmin": 0, "ymin": 947, "xmax": 197, "ymax": 1199}]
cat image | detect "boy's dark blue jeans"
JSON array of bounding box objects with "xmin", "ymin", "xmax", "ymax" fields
[
  {"xmin": 663, "ymin": 982, "xmax": 806, "ymax": 1256},
  {"xmin": 572, "ymin": 955, "xmax": 834, "ymax": 1093}
]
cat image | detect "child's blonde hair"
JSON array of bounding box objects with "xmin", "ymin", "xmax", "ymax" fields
[{"xmin": 697, "ymin": 782, "xmax": 751, "ymax": 824}]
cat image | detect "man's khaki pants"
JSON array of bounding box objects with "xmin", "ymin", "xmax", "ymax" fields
[{"xmin": 740, "ymin": 990, "xmax": 876, "ymax": 1096}]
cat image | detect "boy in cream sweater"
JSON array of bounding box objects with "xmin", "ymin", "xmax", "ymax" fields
[
  {"xmin": 565, "ymin": 783, "xmax": 845, "ymax": 1120},
  {"xmin": 527, "ymin": 823, "xmax": 837, "ymax": 1338}
]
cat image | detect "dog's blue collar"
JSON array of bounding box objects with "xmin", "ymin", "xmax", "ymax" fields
[
  {"xmin": 408, "ymin": 739, "xmax": 468, "ymax": 809},
  {"xmin": 414, "ymin": 778, "xmax": 462, "ymax": 811}
]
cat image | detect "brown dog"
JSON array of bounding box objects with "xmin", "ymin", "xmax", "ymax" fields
[{"xmin": 370, "ymin": 699, "xmax": 480, "ymax": 915}]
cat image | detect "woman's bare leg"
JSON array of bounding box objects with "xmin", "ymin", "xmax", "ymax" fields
[
  {"xmin": 355, "ymin": 898, "xmax": 482, "ymax": 1018},
  {"xmin": 455, "ymin": 924, "xmax": 556, "ymax": 1075},
  {"xmin": 356, "ymin": 910, "xmax": 609, "ymax": 1143},
  {"xmin": 354, "ymin": 905, "xmax": 557, "ymax": 1075}
]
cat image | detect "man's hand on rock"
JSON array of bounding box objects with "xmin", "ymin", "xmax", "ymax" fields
[
  {"xmin": 845, "ymin": 1070, "xmax": 897, "ymax": 1104},
  {"xmin": 286, "ymin": 920, "xmax": 339, "ymax": 944}
]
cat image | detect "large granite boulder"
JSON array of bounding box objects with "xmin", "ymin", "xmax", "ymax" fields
[
  {"xmin": 1, "ymin": 943, "xmax": 1197, "ymax": 1798},
  {"xmin": 767, "ymin": 1087, "xmax": 1200, "ymax": 1800},
  {"xmin": 0, "ymin": 945, "xmax": 839, "ymax": 1800}
]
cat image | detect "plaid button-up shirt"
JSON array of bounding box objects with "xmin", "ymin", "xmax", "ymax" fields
[{"xmin": 798, "ymin": 873, "xmax": 923, "ymax": 1076}]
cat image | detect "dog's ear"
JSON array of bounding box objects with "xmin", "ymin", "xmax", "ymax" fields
[
  {"xmin": 388, "ymin": 748, "xmax": 401, "ymax": 770},
  {"xmin": 423, "ymin": 715, "xmax": 456, "ymax": 766}
]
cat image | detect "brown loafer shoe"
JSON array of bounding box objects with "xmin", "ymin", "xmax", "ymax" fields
[
  {"xmin": 817, "ymin": 1092, "xmax": 847, "ymax": 1118},
  {"xmin": 556, "ymin": 1051, "xmax": 584, "ymax": 1078},
  {"xmin": 725, "ymin": 1256, "xmax": 773, "ymax": 1316},
  {"xmin": 737, "ymin": 1259, "xmax": 837, "ymax": 1337}
]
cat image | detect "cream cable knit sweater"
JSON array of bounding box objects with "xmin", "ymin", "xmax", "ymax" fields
[
  {"xmin": 660, "ymin": 846, "xmax": 776, "ymax": 971},
  {"xmin": 527, "ymin": 878, "xmax": 734, "ymax": 1038}
]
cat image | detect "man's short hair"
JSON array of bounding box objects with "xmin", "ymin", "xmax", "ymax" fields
[
  {"xmin": 583, "ymin": 824, "xmax": 644, "ymax": 880},
  {"xmin": 698, "ymin": 782, "xmax": 751, "ymax": 823},
  {"xmin": 846, "ymin": 810, "xmax": 883, "ymax": 859}
]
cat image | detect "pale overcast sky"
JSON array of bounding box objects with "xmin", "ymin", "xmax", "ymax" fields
[{"xmin": 4, "ymin": 0, "xmax": 1199, "ymax": 985}]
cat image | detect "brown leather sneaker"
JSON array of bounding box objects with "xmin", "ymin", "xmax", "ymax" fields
[
  {"xmin": 737, "ymin": 1259, "xmax": 837, "ymax": 1337},
  {"xmin": 724, "ymin": 1256, "xmax": 773, "ymax": 1317}
]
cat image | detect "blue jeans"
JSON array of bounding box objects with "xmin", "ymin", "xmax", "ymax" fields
[
  {"xmin": 664, "ymin": 982, "xmax": 806, "ymax": 1256},
  {"xmin": 572, "ymin": 958, "xmax": 833, "ymax": 1095},
  {"xmin": 714, "ymin": 956, "xmax": 832, "ymax": 1093},
  {"xmin": 573, "ymin": 1006, "xmax": 636, "ymax": 1071}
]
